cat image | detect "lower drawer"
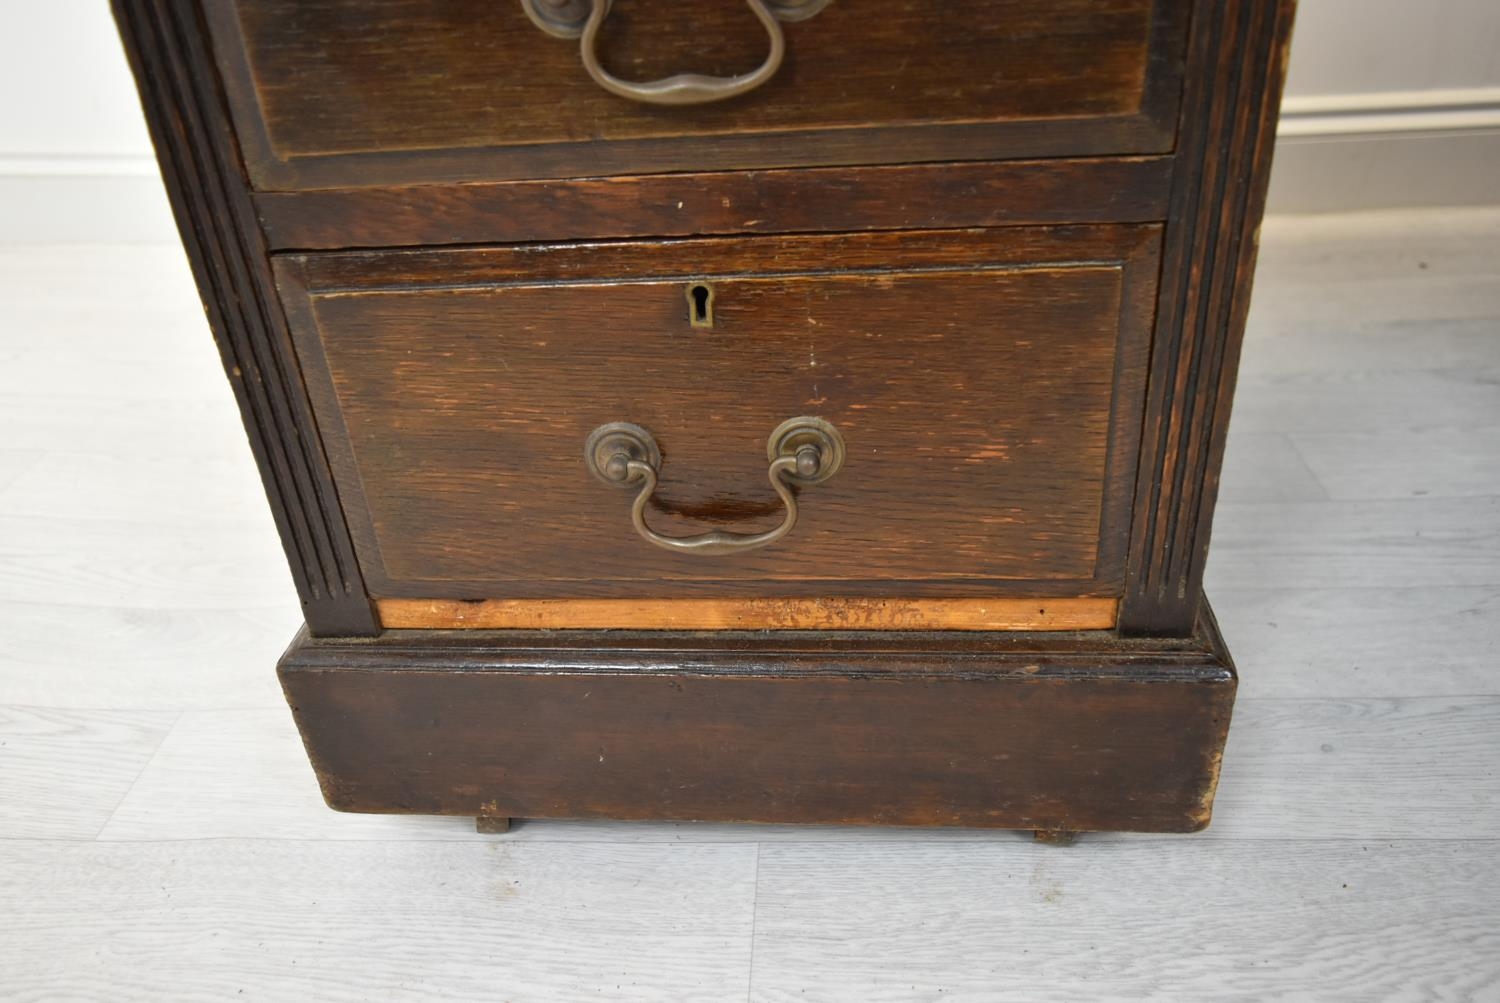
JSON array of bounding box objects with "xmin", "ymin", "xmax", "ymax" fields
[{"xmin": 276, "ymin": 225, "xmax": 1159, "ymax": 629}]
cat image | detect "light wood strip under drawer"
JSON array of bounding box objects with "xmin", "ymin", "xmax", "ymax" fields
[{"xmin": 376, "ymin": 598, "xmax": 1119, "ymax": 632}]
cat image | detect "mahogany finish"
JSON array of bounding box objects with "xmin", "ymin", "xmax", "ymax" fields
[{"xmin": 114, "ymin": 0, "xmax": 1297, "ymax": 832}]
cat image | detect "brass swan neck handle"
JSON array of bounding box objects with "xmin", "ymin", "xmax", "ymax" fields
[
  {"xmin": 522, "ymin": 0, "xmax": 832, "ymax": 106},
  {"xmin": 584, "ymin": 417, "xmax": 845, "ymax": 555}
]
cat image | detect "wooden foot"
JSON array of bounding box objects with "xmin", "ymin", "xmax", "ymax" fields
[
  {"xmin": 1033, "ymin": 829, "xmax": 1078, "ymax": 845},
  {"xmin": 475, "ymin": 816, "xmax": 512, "ymax": 834}
]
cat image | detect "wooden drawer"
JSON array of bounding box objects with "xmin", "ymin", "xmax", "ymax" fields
[
  {"xmin": 206, "ymin": 0, "xmax": 1189, "ymax": 189},
  {"xmin": 276, "ymin": 225, "xmax": 1158, "ymax": 629}
]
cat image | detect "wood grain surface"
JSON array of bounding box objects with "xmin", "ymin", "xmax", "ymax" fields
[
  {"xmin": 0, "ymin": 839, "xmax": 762, "ymax": 1001},
  {"xmin": 1121, "ymin": 0, "xmax": 1298, "ymax": 634},
  {"xmin": 1207, "ymin": 496, "xmax": 1500, "ymax": 591},
  {"xmin": 376, "ymin": 596, "xmax": 1119, "ymax": 631},
  {"xmin": 279, "ymin": 616, "xmax": 1235, "ymax": 832},
  {"xmin": 4, "ymin": 837, "xmax": 1497, "ymax": 1001},
  {"xmin": 253, "ymin": 157, "xmax": 1174, "ymax": 251},
  {"xmin": 0, "ymin": 707, "xmax": 177, "ymax": 840},
  {"xmin": 747, "ymin": 839, "xmax": 1500, "ymax": 1001},
  {"xmin": 206, "ymin": 0, "xmax": 1187, "ymax": 188},
  {"xmin": 280, "ymin": 226, "xmax": 1158, "ymax": 602}
]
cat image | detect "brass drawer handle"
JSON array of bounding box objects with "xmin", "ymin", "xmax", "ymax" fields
[
  {"xmin": 585, "ymin": 417, "xmax": 845, "ymax": 555},
  {"xmin": 522, "ymin": 0, "xmax": 831, "ymax": 106}
]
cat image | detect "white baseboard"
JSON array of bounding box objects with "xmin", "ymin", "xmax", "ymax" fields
[
  {"xmin": 0, "ymin": 156, "xmax": 176, "ymax": 243},
  {"xmin": 2, "ymin": 89, "xmax": 1498, "ymax": 242},
  {"xmin": 1267, "ymin": 88, "xmax": 1500, "ymax": 213}
]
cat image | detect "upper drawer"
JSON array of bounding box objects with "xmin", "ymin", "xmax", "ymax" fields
[{"xmin": 206, "ymin": 0, "xmax": 1190, "ymax": 190}]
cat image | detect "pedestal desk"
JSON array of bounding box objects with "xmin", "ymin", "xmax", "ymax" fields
[{"xmin": 115, "ymin": 0, "xmax": 1296, "ymax": 835}]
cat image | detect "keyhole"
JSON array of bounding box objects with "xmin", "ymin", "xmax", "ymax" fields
[{"xmin": 687, "ymin": 282, "xmax": 714, "ymax": 329}]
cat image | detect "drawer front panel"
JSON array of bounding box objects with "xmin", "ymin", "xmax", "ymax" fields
[
  {"xmin": 278, "ymin": 227, "xmax": 1157, "ymax": 603},
  {"xmin": 209, "ymin": 0, "xmax": 1188, "ymax": 189}
]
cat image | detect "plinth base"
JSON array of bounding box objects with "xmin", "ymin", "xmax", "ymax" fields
[{"xmin": 279, "ymin": 605, "xmax": 1235, "ymax": 833}]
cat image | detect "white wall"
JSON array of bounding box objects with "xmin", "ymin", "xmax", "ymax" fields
[
  {"xmin": 1286, "ymin": 0, "xmax": 1499, "ymax": 95},
  {"xmin": 2, "ymin": 0, "xmax": 1497, "ymax": 241},
  {"xmin": 0, "ymin": 3, "xmax": 173, "ymax": 241},
  {"xmin": 1270, "ymin": 0, "xmax": 1500, "ymax": 211}
]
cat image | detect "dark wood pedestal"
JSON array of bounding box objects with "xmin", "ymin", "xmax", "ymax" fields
[
  {"xmin": 115, "ymin": 0, "xmax": 1294, "ymax": 836},
  {"xmin": 280, "ymin": 606, "xmax": 1235, "ymax": 833}
]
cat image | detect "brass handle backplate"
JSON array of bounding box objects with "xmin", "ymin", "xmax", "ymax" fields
[
  {"xmin": 522, "ymin": 0, "xmax": 831, "ymax": 106},
  {"xmin": 584, "ymin": 417, "xmax": 845, "ymax": 555}
]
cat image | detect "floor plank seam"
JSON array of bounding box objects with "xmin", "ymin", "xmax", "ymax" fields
[
  {"xmin": 746, "ymin": 842, "xmax": 762, "ymax": 1003},
  {"xmin": 88, "ymin": 708, "xmax": 182, "ymax": 841},
  {"xmin": 0, "ymin": 598, "xmax": 296, "ymax": 612},
  {"xmin": 43, "ymin": 835, "xmax": 1500, "ymax": 847},
  {"xmin": 1275, "ymin": 431, "xmax": 1335, "ymax": 500},
  {"xmin": 1230, "ymin": 693, "xmax": 1500, "ymax": 703},
  {"xmin": 1210, "ymin": 584, "xmax": 1500, "ymax": 592}
]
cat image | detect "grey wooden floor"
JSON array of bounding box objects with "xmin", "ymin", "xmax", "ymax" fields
[{"xmin": 2, "ymin": 209, "xmax": 1498, "ymax": 1001}]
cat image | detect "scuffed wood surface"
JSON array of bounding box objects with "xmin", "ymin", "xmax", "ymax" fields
[{"xmin": 376, "ymin": 596, "xmax": 1119, "ymax": 631}]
